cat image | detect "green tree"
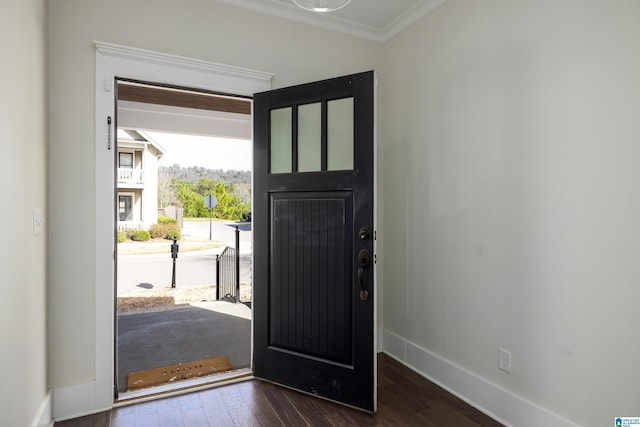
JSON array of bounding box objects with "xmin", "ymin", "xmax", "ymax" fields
[
  {"xmin": 211, "ymin": 181, "xmax": 245, "ymax": 220},
  {"xmin": 172, "ymin": 177, "xmax": 250, "ymax": 220},
  {"xmin": 201, "ymin": 178, "xmax": 249, "ymax": 220},
  {"xmin": 195, "ymin": 177, "xmax": 217, "ymax": 197},
  {"xmin": 174, "ymin": 181, "xmax": 208, "ymax": 217}
]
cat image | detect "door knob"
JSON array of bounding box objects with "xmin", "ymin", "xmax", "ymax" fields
[{"xmin": 358, "ymin": 249, "xmax": 371, "ymax": 267}]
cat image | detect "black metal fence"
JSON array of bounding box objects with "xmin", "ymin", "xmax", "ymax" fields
[{"xmin": 216, "ymin": 226, "xmax": 240, "ymax": 302}]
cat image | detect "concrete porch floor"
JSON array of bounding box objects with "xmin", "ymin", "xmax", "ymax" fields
[{"xmin": 116, "ymin": 301, "xmax": 251, "ymax": 394}]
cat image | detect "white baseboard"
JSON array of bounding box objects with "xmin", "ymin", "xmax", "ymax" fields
[
  {"xmin": 382, "ymin": 330, "xmax": 576, "ymax": 427},
  {"xmin": 376, "ymin": 327, "xmax": 383, "ymax": 353},
  {"xmin": 53, "ymin": 380, "xmax": 111, "ymax": 422},
  {"xmin": 32, "ymin": 391, "xmax": 53, "ymax": 427}
]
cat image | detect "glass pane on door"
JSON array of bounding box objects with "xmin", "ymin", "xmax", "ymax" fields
[
  {"xmin": 298, "ymin": 102, "xmax": 322, "ymax": 172},
  {"xmin": 327, "ymin": 98, "xmax": 353, "ymax": 171},
  {"xmin": 270, "ymin": 107, "xmax": 292, "ymax": 173}
]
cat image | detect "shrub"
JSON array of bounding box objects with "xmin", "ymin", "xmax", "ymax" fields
[
  {"xmin": 116, "ymin": 230, "xmax": 127, "ymax": 243},
  {"xmin": 149, "ymin": 223, "xmax": 170, "ymax": 239},
  {"xmin": 158, "ymin": 215, "xmax": 177, "ymax": 225},
  {"xmin": 123, "ymin": 227, "xmax": 138, "ymax": 239},
  {"xmin": 149, "ymin": 223, "xmax": 181, "ymax": 240},
  {"xmin": 131, "ymin": 229, "xmax": 150, "ymax": 242},
  {"xmin": 165, "ymin": 229, "xmax": 181, "ymax": 240}
]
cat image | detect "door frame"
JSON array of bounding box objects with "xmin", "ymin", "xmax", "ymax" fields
[{"xmin": 85, "ymin": 42, "xmax": 273, "ymax": 415}]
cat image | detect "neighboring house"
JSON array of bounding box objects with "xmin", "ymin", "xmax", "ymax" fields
[{"xmin": 117, "ymin": 129, "xmax": 165, "ymax": 231}]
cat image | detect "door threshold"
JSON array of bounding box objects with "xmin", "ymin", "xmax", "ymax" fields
[{"xmin": 114, "ymin": 369, "xmax": 253, "ymax": 406}]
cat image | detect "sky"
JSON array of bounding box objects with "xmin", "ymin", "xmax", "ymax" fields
[{"xmin": 145, "ymin": 131, "xmax": 252, "ymax": 171}]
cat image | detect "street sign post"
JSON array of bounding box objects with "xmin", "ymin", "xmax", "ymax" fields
[{"xmin": 204, "ymin": 194, "xmax": 218, "ymax": 240}]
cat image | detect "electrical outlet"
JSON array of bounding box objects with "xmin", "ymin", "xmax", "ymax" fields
[{"xmin": 499, "ymin": 348, "xmax": 512, "ymax": 373}]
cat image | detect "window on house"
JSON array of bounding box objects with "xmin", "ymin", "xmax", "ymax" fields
[
  {"xmin": 119, "ymin": 152, "xmax": 134, "ymax": 169},
  {"xmin": 119, "ymin": 195, "xmax": 133, "ymax": 221}
]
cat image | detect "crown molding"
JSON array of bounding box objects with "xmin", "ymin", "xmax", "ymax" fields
[
  {"xmin": 379, "ymin": 0, "xmax": 446, "ymax": 42},
  {"xmin": 94, "ymin": 41, "xmax": 274, "ymax": 84},
  {"xmin": 216, "ymin": 0, "xmax": 446, "ymax": 44}
]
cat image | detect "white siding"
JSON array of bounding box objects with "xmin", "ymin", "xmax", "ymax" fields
[{"xmin": 143, "ymin": 145, "xmax": 159, "ymax": 228}]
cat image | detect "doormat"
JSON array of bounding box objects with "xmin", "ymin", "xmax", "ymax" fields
[{"xmin": 126, "ymin": 356, "xmax": 234, "ymax": 391}]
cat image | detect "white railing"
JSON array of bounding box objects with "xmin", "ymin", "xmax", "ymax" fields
[
  {"xmin": 117, "ymin": 168, "xmax": 144, "ymax": 184},
  {"xmin": 117, "ymin": 221, "xmax": 144, "ymax": 232}
]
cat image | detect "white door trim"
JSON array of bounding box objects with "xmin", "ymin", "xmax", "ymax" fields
[{"xmin": 53, "ymin": 41, "xmax": 272, "ymax": 420}]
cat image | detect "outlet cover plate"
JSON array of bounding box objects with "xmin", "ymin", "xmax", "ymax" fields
[{"xmin": 499, "ymin": 348, "xmax": 512, "ymax": 373}]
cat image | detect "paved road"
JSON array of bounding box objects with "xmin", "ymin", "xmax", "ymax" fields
[
  {"xmin": 118, "ymin": 220, "xmax": 252, "ymax": 293},
  {"xmin": 118, "ymin": 250, "xmax": 217, "ymax": 291}
]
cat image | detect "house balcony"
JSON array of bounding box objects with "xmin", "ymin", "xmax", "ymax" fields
[{"xmin": 117, "ymin": 168, "xmax": 144, "ymax": 188}]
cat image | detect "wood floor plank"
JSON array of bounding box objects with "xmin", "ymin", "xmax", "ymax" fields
[
  {"xmin": 218, "ymin": 383, "xmax": 263, "ymax": 426},
  {"xmin": 133, "ymin": 401, "xmax": 161, "ymax": 427},
  {"xmin": 54, "ymin": 411, "xmax": 111, "ymax": 427},
  {"xmin": 334, "ymin": 407, "xmax": 380, "ymax": 427},
  {"xmin": 176, "ymin": 391, "xmax": 203, "ymax": 412},
  {"xmin": 58, "ymin": 353, "xmax": 504, "ymax": 427},
  {"xmin": 181, "ymin": 407, "xmax": 210, "ymax": 427},
  {"xmin": 291, "ymin": 389, "xmax": 376, "ymax": 427},
  {"xmin": 235, "ymin": 380, "xmax": 286, "ymax": 426},
  {"xmin": 378, "ymin": 386, "xmax": 435, "ymax": 426},
  {"xmin": 260, "ymin": 383, "xmax": 310, "ymax": 426},
  {"xmin": 154, "ymin": 396, "xmax": 185, "ymax": 427},
  {"xmin": 111, "ymin": 411, "xmax": 135, "ymax": 427},
  {"xmin": 111, "ymin": 405, "xmax": 135, "ymax": 427},
  {"xmin": 199, "ymin": 385, "xmax": 236, "ymax": 426},
  {"xmin": 317, "ymin": 407, "xmax": 362, "ymax": 427},
  {"xmin": 278, "ymin": 386, "xmax": 334, "ymax": 427}
]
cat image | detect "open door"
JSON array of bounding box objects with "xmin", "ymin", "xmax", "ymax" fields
[{"xmin": 253, "ymin": 71, "xmax": 375, "ymax": 411}]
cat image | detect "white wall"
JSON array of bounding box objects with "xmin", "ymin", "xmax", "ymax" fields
[
  {"xmin": 48, "ymin": 0, "xmax": 380, "ymax": 416},
  {"xmin": 380, "ymin": 1, "xmax": 640, "ymax": 426},
  {"xmin": 0, "ymin": 0, "xmax": 49, "ymax": 426}
]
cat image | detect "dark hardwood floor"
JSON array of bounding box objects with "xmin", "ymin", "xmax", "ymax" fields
[{"xmin": 56, "ymin": 353, "xmax": 503, "ymax": 427}]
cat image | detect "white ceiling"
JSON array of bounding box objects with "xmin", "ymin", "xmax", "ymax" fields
[
  {"xmin": 118, "ymin": 101, "xmax": 252, "ymax": 140},
  {"xmin": 216, "ymin": 0, "xmax": 446, "ymax": 43}
]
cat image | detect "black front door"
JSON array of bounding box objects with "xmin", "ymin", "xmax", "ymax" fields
[{"xmin": 253, "ymin": 71, "xmax": 376, "ymax": 411}]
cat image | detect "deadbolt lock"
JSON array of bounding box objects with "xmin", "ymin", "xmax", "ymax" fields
[{"xmin": 359, "ymin": 227, "xmax": 370, "ymax": 241}]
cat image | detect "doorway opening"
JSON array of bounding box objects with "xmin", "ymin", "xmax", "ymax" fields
[{"xmin": 114, "ymin": 80, "xmax": 254, "ymax": 400}]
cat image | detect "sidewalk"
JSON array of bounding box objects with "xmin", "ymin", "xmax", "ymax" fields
[
  {"xmin": 117, "ymin": 240, "xmax": 224, "ymax": 256},
  {"xmin": 118, "ymin": 219, "xmax": 252, "ymax": 255}
]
